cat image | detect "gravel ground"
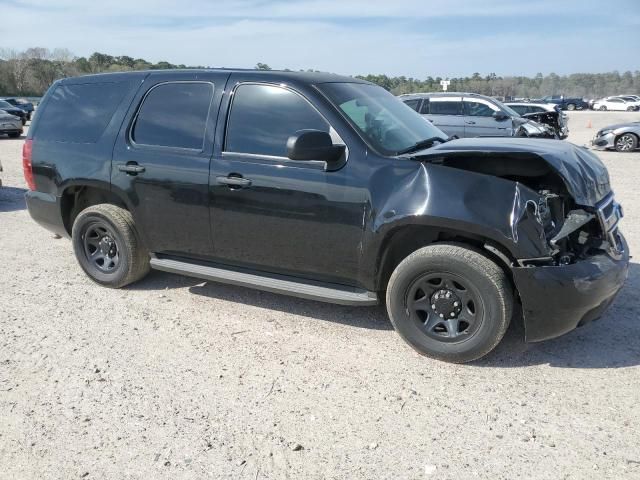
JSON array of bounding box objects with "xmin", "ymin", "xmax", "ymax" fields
[{"xmin": 1, "ymin": 111, "xmax": 639, "ymax": 480}]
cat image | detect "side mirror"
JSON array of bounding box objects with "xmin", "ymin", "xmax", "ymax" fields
[
  {"xmin": 492, "ymin": 111, "xmax": 510, "ymax": 121},
  {"xmin": 286, "ymin": 130, "xmax": 345, "ymax": 163}
]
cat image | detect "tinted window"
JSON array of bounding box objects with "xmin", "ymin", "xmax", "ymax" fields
[
  {"xmin": 225, "ymin": 84, "xmax": 329, "ymax": 157},
  {"xmin": 419, "ymin": 99, "xmax": 430, "ymax": 114},
  {"xmin": 464, "ymin": 101, "xmax": 496, "ymax": 117},
  {"xmin": 403, "ymin": 99, "xmax": 421, "ymax": 111},
  {"xmin": 132, "ymin": 82, "xmax": 213, "ymax": 150},
  {"xmin": 35, "ymin": 82, "xmax": 128, "ymax": 142},
  {"xmin": 429, "ymin": 100, "xmax": 462, "ymax": 115}
]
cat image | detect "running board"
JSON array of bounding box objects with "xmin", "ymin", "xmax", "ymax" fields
[{"xmin": 149, "ymin": 257, "xmax": 379, "ymax": 306}]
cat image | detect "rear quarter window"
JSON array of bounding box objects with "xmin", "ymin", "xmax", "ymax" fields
[
  {"xmin": 34, "ymin": 82, "xmax": 129, "ymax": 143},
  {"xmin": 131, "ymin": 82, "xmax": 214, "ymax": 150}
]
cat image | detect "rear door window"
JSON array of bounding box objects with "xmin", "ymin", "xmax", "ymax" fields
[
  {"xmin": 132, "ymin": 82, "xmax": 213, "ymax": 150},
  {"xmin": 225, "ymin": 83, "xmax": 329, "ymax": 157},
  {"xmin": 428, "ymin": 99, "xmax": 462, "ymax": 115},
  {"xmin": 508, "ymin": 105, "xmax": 527, "ymax": 115},
  {"xmin": 34, "ymin": 82, "xmax": 129, "ymax": 143}
]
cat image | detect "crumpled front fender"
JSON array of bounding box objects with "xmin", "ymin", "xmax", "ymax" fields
[{"xmin": 371, "ymin": 163, "xmax": 550, "ymax": 260}]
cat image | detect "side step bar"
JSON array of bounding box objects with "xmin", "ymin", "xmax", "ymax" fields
[{"xmin": 150, "ymin": 257, "xmax": 379, "ymax": 306}]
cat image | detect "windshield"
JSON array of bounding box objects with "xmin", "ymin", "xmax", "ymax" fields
[
  {"xmin": 318, "ymin": 82, "xmax": 447, "ymax": 156},
  {"xmin": 0, "ymin": 100, "xmax": 13, "ymax": 108}
]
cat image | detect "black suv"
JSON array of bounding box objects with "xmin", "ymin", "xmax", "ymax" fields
[{"xmin": 24, "ymin": 70, "xmax": 628, "ymax": 363}]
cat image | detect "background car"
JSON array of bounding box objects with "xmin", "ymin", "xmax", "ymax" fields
[
  {"xmin": 1, "ymin": 97, "xmax": 35, "ymax": 120},
  {"xmin": 399, "ymin": 92, "xmax": 555, "ymax": 138},
  {"xmin": 0, "ymin": 99, "xmax": 27, "ymax": 124},
  {"xmin": 610, "ymin": 95, "xmax": 640, "ymax": 110},
  {"xmin": 592, "ymin": 121, "xmax": 640, "ymax": 152},
  {"xmin": 0, "ymin": 111, "xmax": 23, "ymax": 138},
  {"xmin": 533, "ymin": 94, "xmax": 588, "ymax": 110},
  {"xmin": 592, "ymin": 97, "xmax": 639, "ymax": 111},
  {"xmin": 505, "ymin": 102, "xmax": 569, "ymax": 139}
]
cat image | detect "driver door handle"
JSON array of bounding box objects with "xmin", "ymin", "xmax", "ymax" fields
[
  {"xmin": 465, "ymin": 120, "xmax": 476, "ymax": 125},
  {"xmin": 118, "ymin": 163, "xmax": 145, "ymax": 174},
  {"xmin": 216, "ymin": 175, "xmax": 252, "ymax": 188}
]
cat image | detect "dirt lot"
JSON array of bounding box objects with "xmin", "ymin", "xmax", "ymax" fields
[{"xmin": 1, "ymin": 111, "xmax": 639, "ymax": 479}]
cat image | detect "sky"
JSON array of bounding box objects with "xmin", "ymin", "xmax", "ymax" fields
[{"xmin": 1, "ymin": 0, "xmax": 639, "ymax": 78}]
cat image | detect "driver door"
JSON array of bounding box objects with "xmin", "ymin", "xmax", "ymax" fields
[{"xmin": 208, "ymin": 78, "xmax": 364, "ymax": 285}]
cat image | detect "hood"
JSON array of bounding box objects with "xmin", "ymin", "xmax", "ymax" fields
[
  {"xmin": 601, "ymin": 122, "xmax": 640, "ymax": 131},
  {"xmin": 424, "ymin": 137, "xmax": 611, "ymax": 206}
]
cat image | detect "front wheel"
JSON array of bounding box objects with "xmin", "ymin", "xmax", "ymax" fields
[
  {"xmin": 386, "ymin": 244, "xmax": 513, "ymax": 363},
  {"xmin": 615, "ymin": 133, "xmax": 638, "ymax": 152},
  {"xmin": 599, "ymin": 106, "xmax": 607, "ymax": 111},
  {"xmin": 566, "ymin": 103, "xmax": 576, "ymax": 111},
  {"xmin": 72, "ymin": 204, "xmax": 150, "ymax": 288}
]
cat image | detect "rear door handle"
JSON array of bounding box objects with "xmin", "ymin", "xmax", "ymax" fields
[
  {"xmin": 216, "ymin": 175, "xmax": 252, "ymax": 188},
  {"xmin": 118, "ymin": 163, "xmax": 145, "ymax": 174}
]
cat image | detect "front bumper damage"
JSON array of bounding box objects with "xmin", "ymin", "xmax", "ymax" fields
[
  {"xmin": 512, "ymin": 193, "xmax": 628, "ymax": 342},
  {"xmin": 591, "ymin": 131, "xmax": 616, "ymax": 151},
  {"xmin": 513, "ymin": 233, "xmax": 628, "ymax": 342}
]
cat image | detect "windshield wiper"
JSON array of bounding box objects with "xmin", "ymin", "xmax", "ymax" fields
[{"xmin": 397, "ymin": 136, "xmax": 449, "ymax": 155}]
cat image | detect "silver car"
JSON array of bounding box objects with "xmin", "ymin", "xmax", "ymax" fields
[
  {"xmin": 399, "ymin": 92, "xmax": 554, "ymax": 138},
  {"xmin": 505, "ymin": 102, "xmax": 569, "ymax": 139},
  {"xmin": 591, "ymin": 121, "xmax": 640, "ymax": 152},
  {"xmin": 0, "ymin": 112, "xmax": 23, "ymax": 138}
]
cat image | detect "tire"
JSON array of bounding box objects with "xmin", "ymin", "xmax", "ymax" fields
[
  {"xmin": 566, "ymin": 103, "xmax": 576, "ymax": 111},
  {"xmin": 515, "ymin": 129, "xmax": 528, "ymax": 138},
  {"xmin": 386, "ymin": 243, "xmax": 513, "ymax": 363},
  {"xmin": 615, "ymin": 133, "xmax": 638, "ymax": 152},
  {"xmin": 599, "ymin": 106, "xmax": 607, "ymax": 111},
  {"xmin": 627, "ymin": 106, "xmax": 635, "ymax": 112},
  {"xmin": 72, "ymin": 204, "xmax": 150, "ymax": 288},
  {"xmin": 8, "ymin": 132, "xmax": 20, "ymax": 138}
]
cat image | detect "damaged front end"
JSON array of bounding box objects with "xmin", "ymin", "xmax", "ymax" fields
[{"xmin": 419, "ymin": 138, "xmax": 629, "ymax": 342}]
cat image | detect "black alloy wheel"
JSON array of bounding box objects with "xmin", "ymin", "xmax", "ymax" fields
[
  {"xmin": 406, "ymin": 272, "xmax": 483, "ymax": 342},
  {"xmin": 72, "ymin": 204, "xmax": 150, "ymax": 288},
  {"xmin": 82, "ymin": 221, "xmax": 121, "ymax": 273}
]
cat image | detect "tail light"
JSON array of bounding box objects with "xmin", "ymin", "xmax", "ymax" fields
[{"xmin": 22, "ymin": 139, "xmax": 36, "ymax": 191}]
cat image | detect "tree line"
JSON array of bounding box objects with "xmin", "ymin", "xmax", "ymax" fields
[{"xmin": 1, "ymin": 47, "xmax": 639, "ymax": 100}]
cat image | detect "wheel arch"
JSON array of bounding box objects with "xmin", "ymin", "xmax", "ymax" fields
[
  {"xmin": 615, "ymin": 131, "xmax": 639, "ymax": 150},
  {"xmin": 60, "ymin": 183, "xmax": 130, "ymax": 235},
  {"xmin": 375, "ymin": 224, "xmax": 518, "ymax": 294}
]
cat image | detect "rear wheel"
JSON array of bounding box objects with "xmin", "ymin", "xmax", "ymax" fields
[
  {"xmin": 599, "ymin": 105, "xmax": 607, "ymax": 111},
  {"xmin": 72, "ymin": 204, "xmax": 150, "ymax": 288},
  {"xmin": 615, "ymin": 133, "xmax": 638, "ymax": 152},
  {"xmin": 386, "ymin": 244, "xmax": 513, "ymax": 363},
  {"xmin": 566, "ymin": 103, "xmax": 576, "ymax": 111}
]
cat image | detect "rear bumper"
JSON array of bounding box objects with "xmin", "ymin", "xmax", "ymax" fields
[
  {"xmin": 25, "ymin": 191, "xmax": 69, "ymax": 238},
  {"xmin": 512, "ymin": 234, "xmax": 629, "ymax": 342}
]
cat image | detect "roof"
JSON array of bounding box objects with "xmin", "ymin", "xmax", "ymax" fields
[
  {"xmin": 504, "ymin": 102, "xmax": 557, "ymax": 110},
  {"xmin": 59, "ymin": 68, "xmax": 368, "ymax": 86},
  {"xmin": 398, "ymin": 92, "xmax": 490, "ymax": 100}
]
